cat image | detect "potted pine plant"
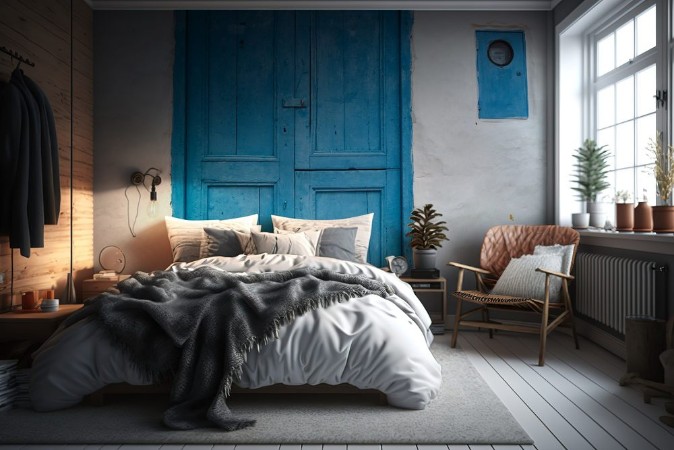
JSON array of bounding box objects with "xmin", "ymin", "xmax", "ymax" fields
[
  {"xmin": 571, "ymin": 139, "xmax": 612, "ymax": 228},
  {"xmin": 648, "ymin": 133, "xmax": 674, "ymax": 233},
  {"xmin": 406, "ymin": 204, "xmax": 449, "ymax": 270}
]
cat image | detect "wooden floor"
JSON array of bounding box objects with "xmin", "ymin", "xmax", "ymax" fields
[{"xmin": 2, "ymin": 331, "xmax": 673, "ymax": 450}]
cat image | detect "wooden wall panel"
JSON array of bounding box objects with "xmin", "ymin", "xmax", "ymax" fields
[{"xmin": 0, "ymin": 0, "xmax": 93, "ymax": 307}]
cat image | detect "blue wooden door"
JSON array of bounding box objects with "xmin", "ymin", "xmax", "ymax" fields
[{"xmin": 174, "ymin": 11, "xmax": 411, "ymax": 266}]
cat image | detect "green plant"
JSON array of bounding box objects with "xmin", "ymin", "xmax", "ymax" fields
[
  {"xmin": 571, "ymin": 139, "xmax": 611, "ymax": 202},
  {"xmin": 647, "ymin": 132, "xmax": 674, "ymax": 206},
  {"xmin": 406, "ymin": 204, "xmax": 449, "ymax": 250},
  {"xmin": 614, "ymin": 190, "xmax": 631, "ymax": 203}
]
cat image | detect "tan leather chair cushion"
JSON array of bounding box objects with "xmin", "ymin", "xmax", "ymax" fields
[{"xmin": 479, "ymin": 225, "xmax": 580, "ymax": 278}]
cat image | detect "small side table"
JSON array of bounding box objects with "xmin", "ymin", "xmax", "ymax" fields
[
  {"xmin": 0, "ymin": 304, "xmax": 83, "ymax": 344},
  {"xmin": 82, "ymin": 275, "xmax": 130, "ymax": 300},
  {"xmin": 0, "ymin": 304, "xmax": 84, "ymax": 364},
  {"xmin": 401, "ymin": 276, "xmax": 447, "ymax": 334}
]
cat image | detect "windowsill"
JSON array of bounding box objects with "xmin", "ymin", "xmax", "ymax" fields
[{"xmin": 578, "ymin": 228, "xmax": 674, "ymax": 255}]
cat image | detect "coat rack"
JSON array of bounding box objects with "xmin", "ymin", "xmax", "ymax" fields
[{"xmin": 0, "ymin": 46, "xmax": 35, "ymax": 67}]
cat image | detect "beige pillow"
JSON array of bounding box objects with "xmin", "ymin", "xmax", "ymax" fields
[
  {"xmin": 271, "ymin": 213, "xmax": 373, "ymax": 263},
  {"xmin": 164, "ymin": 215, "xmax": 259, "ymax": 263}
]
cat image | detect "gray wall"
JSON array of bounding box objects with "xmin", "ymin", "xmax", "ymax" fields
[
  {"xmin": 94, "ymin": 11, "xmax": 175, "ymax": 273},
  {"xmin": 93, "ymin": 11, "xmax": 551, "ymax": 285},
  {"xmin": 411, "ymin": 11, "xmax": 550, "ymax": 289}
]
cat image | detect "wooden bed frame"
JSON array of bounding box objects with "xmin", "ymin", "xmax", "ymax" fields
[{"xmin": 87, "ymin": 382, "xmax": 386, "ymax": 405}]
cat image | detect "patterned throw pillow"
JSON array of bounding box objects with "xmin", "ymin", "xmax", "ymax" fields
[
  {"xmin": 199, "ymin": 228, "xmax": 257, "ymax": 258},
  {"xmin": 271, "ymin": 214, "xmax": 373, "ymax": 263},
  {"xmin": 164, "ymin": 215, "xmax": 259, "ymax": 263},
  {"xmin": 533, "ymin": 244, "xmax": 575, "ymax": 276},
  {"xmin": 250, "ymin": 231, "xmax": 315, "ymax": 256},
  {"xmin": 491, "ymin": 254, "xmax": 564, "ymax": 301}
]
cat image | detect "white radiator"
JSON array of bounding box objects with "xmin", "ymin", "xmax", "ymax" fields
[{"xmin": 574, "ymin": 253, "xmax": 665, "ymax": 336}]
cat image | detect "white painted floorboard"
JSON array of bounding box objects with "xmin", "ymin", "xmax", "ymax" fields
[{"xmin": 3, "ymin": 332, "xmax": 674, "ymax": 450}]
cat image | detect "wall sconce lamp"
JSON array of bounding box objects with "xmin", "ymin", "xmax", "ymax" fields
[{"xmin": 130, "ymin": 168, "xmax": 162, "ymax": 218}]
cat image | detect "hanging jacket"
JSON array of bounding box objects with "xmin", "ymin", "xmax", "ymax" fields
[
  {"xmin": 23, "ymin": 72, "xmax": 60, "ymax": 225},
  {"xmin": 0, "ymin": 78, "xmax": 32, "ymax": 257}
]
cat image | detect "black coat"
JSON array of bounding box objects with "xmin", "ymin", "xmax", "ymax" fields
[{"xmin": 0, "ymin": 69, "xmax": 59, "ymax": 257}]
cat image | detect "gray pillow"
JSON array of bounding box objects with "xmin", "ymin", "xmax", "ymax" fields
[
  {"xmin": 309, "ymin": 227, "xmax": 359, "ymax": 262},
  {"xmin": 491, "ymin": 254, "xmax": 564, "ymax": 301},
  {"xmin": 200, "ymin": 228, "xmax": 255, "ymax": 258}
]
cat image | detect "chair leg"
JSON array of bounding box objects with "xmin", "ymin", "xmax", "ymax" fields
[
  {"xmin": 482, "ymin": 307, "xmax": 493, "ymax": 339},
  {"xmin": 562, "ymin": 282, "xmax": 580, "ymax": 350},
  {"xmin": 451, "ymin": 298, "xmax": 463, "ymax": 348},
  {"xmin": 538, "ymin": 300, "xmax": 550, "ymax": 366}
]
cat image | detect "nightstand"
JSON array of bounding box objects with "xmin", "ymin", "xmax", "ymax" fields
[
  {"xmin": 82, "ymin": 275, "xmax": 130, "ymax": 300},
  {"xmin": 0, "ymin": 304, "xmax": 84, "ymax": 364},
  {"xmin": 401, "ymin": 276, "xmax": 447, "ymax": 334}
]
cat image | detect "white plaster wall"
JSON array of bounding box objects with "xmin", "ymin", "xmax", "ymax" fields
[
  {"xmin": 93, "ymin": 11, "xmax": 175, "ymax": 274},
  {"xmin": 411, "ymin": 11, "xmax": 550, "ymax": 288}
]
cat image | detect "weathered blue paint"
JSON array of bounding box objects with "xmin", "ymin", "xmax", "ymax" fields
[
  {"xmin": 173, "ymin": 11, "xmax": 412, "ymax": 266},
  {"xmin": 295, "ymin": 170, "xmax": 401, "ymax": 265},
  {"xmin": 476, "ymin": 30, "xmax": 528, "ymax": 119},
  {"xmin": 400, "ymin": 11, "xmax": 414, "ymax": 264}
]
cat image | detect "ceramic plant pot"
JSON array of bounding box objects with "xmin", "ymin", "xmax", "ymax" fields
[
  {"xmin": 413, "ymin": 248, "xmax": 437, "ymax": 270},
  {"xmin": 633, "ymin": 201, "xmax": 653, "ymax": 232},
  {"xmin": 587, "ymin": 201, "xmax": 610, "ymax": 228},
  {"xmin": 615, "ymin": 203, "xmax": 635, "ymax": 231},
  {"xmin": 571, "ymin": 213, "xmax": 590, "ymax": 229},
  {"xmin": 652, "ymin": 205, "xmax": 674, "ymax": 233}
]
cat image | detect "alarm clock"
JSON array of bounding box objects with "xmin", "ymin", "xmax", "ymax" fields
[{"xmin": 385, "ymin": 255, "xmax": 408, "ymax": 277}]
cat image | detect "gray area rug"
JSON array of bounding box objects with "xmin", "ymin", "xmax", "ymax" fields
[{"xmin": 0, "ymin": 334, "xmax": 532, "ymax": 445}]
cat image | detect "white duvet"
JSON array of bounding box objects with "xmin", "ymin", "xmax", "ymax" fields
[{"xmin": 30, "ymin": 254, "xmax": 442, "ymax": 411}]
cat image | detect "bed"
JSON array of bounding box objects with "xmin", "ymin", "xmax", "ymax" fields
[{"xmin": 29, "ymin": 214, "xmax": 442, "ymax": 431}]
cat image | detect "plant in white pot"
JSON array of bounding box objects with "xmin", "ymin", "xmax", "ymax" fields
[
  {"xmin": 406, "ymin": 204, "xmax": 449, "ymax": 270},
  {"xmin": 571, "ymin": 139, "xmax": 612, "ymax": 228}
]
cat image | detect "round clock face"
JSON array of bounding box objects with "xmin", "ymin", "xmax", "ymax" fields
[
  {"xmin": 386, "ymin": 256, "xmax": 408, "ymax": 277},
  {"xmin": 487, "ymin": 40, "xmax": 514, "ymax": 67},
  {"xmin": 99, "ymin": 245, "xmax": 127, "ymax": 274}
]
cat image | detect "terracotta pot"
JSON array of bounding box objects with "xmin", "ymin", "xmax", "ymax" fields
[
  {"xmin": 633, "ymin": 201, "xmax": 653, "ymax": 232},
  {"xmin": 615, "ymin": 203, "xmax": 634, "ymax": 231},
  {"xmin": 652, "ymin": 205, "xmax": 674, "ymax": 233}
]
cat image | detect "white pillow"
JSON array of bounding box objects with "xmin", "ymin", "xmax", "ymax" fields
[
  {"xmin": 491, "ymin": 254, "xmax": 564, "ymax": 301},
  {"xmin": 533, "ymin": 244, "xmax": 574, "ymax": 276},
  {"xmin": 250, "ymin": 231, "xmax": 315, "ymax": 256},
  {"xmin": 164, "ymin": 215, "xmax": 259, "ymax": 263},
  {"xmin": 271, "ymin": 213, "xmax": 373, "ymax": 263}
]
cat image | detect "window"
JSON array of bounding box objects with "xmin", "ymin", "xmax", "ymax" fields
[
  {"xmin": 593, "ymin": 3, "xmax": 658, "ymax": 205},
  {"xmin": 556, "ymin": 0, "xmax": 669, "ymax": 225}
]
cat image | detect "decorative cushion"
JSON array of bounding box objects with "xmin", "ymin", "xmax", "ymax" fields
[
  {"xmin": 490, "ymin": 254, "xmax": 564, "ymax": 301},
  {"xmin": 250, "ymin": 231, "xmax": 315, "ymax": 256},
  {"xmin": 164, "ymin": 215, "xmax": 259, "ymax": 263},
  {"xmin": 533, "ymin": 244, "xmax": 575, "ymax": 276},
  {"xmin": 278, "ymin": 227, "xmax": 359, "ymax": 262},
  {"xmin": 271, "ymin": 214, "xmax": 373, "ymax": 263},
  {"xmin": 200, "ymin": 228, "xmax": 257, "ymax": 258}
]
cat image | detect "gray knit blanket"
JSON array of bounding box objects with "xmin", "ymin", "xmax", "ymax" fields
[{"xmin": 63, "ymin": 266, "xmax": 394, "ymax": 431}]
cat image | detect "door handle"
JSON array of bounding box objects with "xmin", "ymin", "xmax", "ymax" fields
[{"xmin": 282, "ymin": 98, "xmax": 307, "ymax": 108}]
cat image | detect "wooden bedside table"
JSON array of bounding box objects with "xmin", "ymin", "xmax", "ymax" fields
[
  {"xmin": 82, "ymin": 275, "xmax": 130, "ymax": 300},
  {"xmin": 0, "ymin": 304, "xmax": 83, "ymax": 344},
  {"xmin": 401, "ymin": 276, "xmax": 447, "ymax": 334}
]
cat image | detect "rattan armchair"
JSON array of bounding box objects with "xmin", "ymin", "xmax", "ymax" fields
[{"xmin": 448, "ymin": 225, "xmax": 580, "ymax": 366}]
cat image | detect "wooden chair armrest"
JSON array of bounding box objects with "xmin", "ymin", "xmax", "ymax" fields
[
  {"xmin": 447, "ymin": 262, "xmax": 492, "ymax": 275},
  {"xmin": 535, "ymin": 267, "xmax": 574, "ymax": 280}
]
